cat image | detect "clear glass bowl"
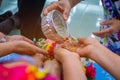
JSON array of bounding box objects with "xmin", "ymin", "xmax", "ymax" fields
[{"xmin": 41, "ymin": 10, "xmax": 70, "ymax": 43}]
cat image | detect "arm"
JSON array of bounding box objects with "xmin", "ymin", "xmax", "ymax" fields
[
  {"xmin": 62, "ymin": 54, "xmax": 86, "ymax": 80},
  {"xmin": 0, "ymin": 32, "xmax": 33, "ymax": 44},
  {"xmin": 0, "ymin": 41, "xmax": 47, "ymax": 57},
  {"xmin": 44, "ymin": 59, "xmax": 61, "ymax": 80},
  {"xmin": 93, "ymin": 18, "xmax": 120, "ymax": 37},
  {"xmin": 0, "ymin": 42, "xmax": 15, "ymax": 56},
  {"xmin": 63, "ymin": 0, "xmax": 80, "ymax": 8},
  {"xmin": 43, "ymin": 0, "xmax": 80, "ymax": 20},
  {"xmin": 54, "ymin": 48, "xmax": 87, "ymax": 80},
  {"xmin": 0, "ymin": 32, "xmax": 16, "ymax": 56},
  {"xmin": 91, "ymin": 45, "xmax": 120, "ymax": 80},
  {"xmin": 77, "ymin": 37, "xmax": 120, "ymax": 80}
]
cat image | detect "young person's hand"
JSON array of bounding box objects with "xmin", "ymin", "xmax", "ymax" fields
[
  {"xmin": 76, "ymin": 37, "xmax": 120, "ymax": 79},
  {"xmin": 93, "ymin": 19, "xmax": 120, "ymax": 38},
  {"xmin": 33, "ymin": 54, "xmax": 45, "ymax": 67},
  {"xmin": 58, "ymin": 37, "xmax": 102, "ymax": 58},
  {"xmin": 44, "ymin": 59, "xmax": 61, "ymax": 79},
  {"xmin": 43, "ymin": 0, "xmax": 71, "ymax": 20},
  {"xmin": 54, "ymin": 47, "xmax": 87, "ymax": 80},
  {"xmin": 76, "ymin": 37, "xmax": 106, "ymax": 57},
  {"xmin": 54, "ymin": 48, "xmax": 80, "ymax": 62}
]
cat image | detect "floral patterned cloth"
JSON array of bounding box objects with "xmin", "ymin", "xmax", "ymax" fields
[
  {"xmin": 87, "ymin": 62, "xmax": 115, "ymax": 80},
  {"xmin": 100, "ymin": 0, "xmax": 120, "ymax": 55}
]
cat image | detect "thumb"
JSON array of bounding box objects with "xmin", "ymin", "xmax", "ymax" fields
[{"xmin": 77, "ymin": 37, "xmax": 86, "ymax": 44}]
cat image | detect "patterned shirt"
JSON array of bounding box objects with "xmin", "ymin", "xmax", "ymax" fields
[{"xmin": 101, "ymin": 0, "xmax": 120, "ymax": 55}]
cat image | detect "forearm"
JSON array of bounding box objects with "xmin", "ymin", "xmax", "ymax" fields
[
  {"xmin": 59, "ymin": 0, "xmax": 80, "ymax": 8},
  {"xmin": 62, "ymin": 57, "xmax": 87, "ymax": 80},
  {"xmin": 89, "ymin": 45, "xmax": 120, "ymax": 79},
  {"xmin": 0, "ymin": 42, "xmax": 15, "ymax": 57},
  {"xmin": 69, "ymin": 0, "xmax": 81, "ymax": 7}
]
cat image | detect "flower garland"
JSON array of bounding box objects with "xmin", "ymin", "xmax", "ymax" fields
[
  {"xmin": 36, "ymin": 38, "xmax": 57, "ymax": 56},
  {"xmin": 36, "ymin": 38, "xmax": 96, "ymax": 80},
  {"xmin": 0, "ymin": 64, "xmax": 57, "ymax": 80}
]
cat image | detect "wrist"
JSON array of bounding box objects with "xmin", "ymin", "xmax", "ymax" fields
[
  {"xmin": 60, "ymin": 0, "xmax": 72, "ymax": 8},
  {"xmin": 62, "ymin": 54, "xmax": 80, "ymax": 63},
  {"xmin": 0, "ymin": 42, "xmax": 15, "ymax": 56},
  {"xmin": 11, "ymin": 41, "xmax": 20, "ymax": 52},
  {"xmin": 69, "ymin": 0, "xmax": 80, "ymax": 8},
  {"xmin": 0, "ymin": 35, "xmax": 7, "ymax": 43},
  {"xmin": 88, "ymin": 44, "xmax": 107, "ymax": 60}
]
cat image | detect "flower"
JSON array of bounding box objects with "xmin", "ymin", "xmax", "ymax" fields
[
  {"xmin": 85, "ymin": 63, "xmax": 96, "ymax": 80},
  {"xmin": 36, "ymin": 38, "xmax": 57, "ymax": 55},
  {"xmin": 36, "ymin": 38, "xmax": 96, "ymax": 80}
]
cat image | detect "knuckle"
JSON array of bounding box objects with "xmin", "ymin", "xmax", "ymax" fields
[
  {"xmin": 109, "ymin": 29, "xmax": 114, "ymax": 33},
  {"xmin": 51, "ymin": 2, "xmax": 58, "ymax": 6}
]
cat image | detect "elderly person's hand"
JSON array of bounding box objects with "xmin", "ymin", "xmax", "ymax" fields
[
  {"xmin": 0, "ymin": 41, "xmax": 47, "ymax": 56},
  {"xmin": 43, "ymin": 0, "xmax": 72, "ymax": 20},
  {"xmin": 12, "ymin": 41, "xmax": 47, "ymax": 55},
  {"xmin": 6, "ymin": 35, "xmax": 33, "ymax": 44},
  {"xmin": 43, "ymin": 0, "xmax": 80, "ymax": 20}
]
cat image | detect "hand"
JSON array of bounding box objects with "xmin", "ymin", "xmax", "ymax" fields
[
  {"xmin": 11, "ymin": 41, "xmax": 47, "ymax": 55},
  {"xmin": 32, "ymin": 54, "xmax": 45, "ymax": 67},
  {"xmin": 44, "ymin": 59, "xmax": 61, "ymax": 79},
  {"xmin": 54, "ymin": 48, "xmax": 80, "ymax": 62},
  {"xmin": 76, "ymin": 37, "xmax": 103, "ymax": 57},
  {"xmin": 60, "ymin": 40, "xmax": 79, "ymax": 52},
  {"xmin": 93, "ymin": 19, "xmax": 120, "ymax": 38},
  {"xmin": 7, "ymin": 35, "xmax": 33, "ymax": 44},
  {"xmin": 43, "ymin": 0, "xmax": 71, "ymax": 20}
]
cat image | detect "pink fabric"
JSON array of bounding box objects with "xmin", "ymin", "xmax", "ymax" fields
[{"xmin": 0, "ymin": 64, "xmax": 37, "ymax": 80}]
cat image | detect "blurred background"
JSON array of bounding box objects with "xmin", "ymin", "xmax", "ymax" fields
[
  {"xmin": 0, "ymin": 0, "xmax": 104, "ymax": 40},
  {"xmin": 0, "ymin": 0, "xmax": 115, "ymax": 80}
]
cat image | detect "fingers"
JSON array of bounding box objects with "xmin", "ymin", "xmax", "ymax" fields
[
  {"xmin": 43, "ymin": 2, "xmax": 60, "ymax": 16},
  {"xmin": 101, "ymin": 20, "xmax": 112, "ymax": 26},
  {"xmin": 93, "ymin": 28, "xmax": 113, "ymax": 38},
  {"xmin": 58, "ymin": 2, "xmax": 71, "ymax": 20},
  {"xmin": 19, "ymin": 41, "xmax": 48, "ymax": 56},
  {"xmin": 34, "ymin": 46, "xmax": 48, "ymax": 55},
  {"xmin": 43, "ymin": 1, "xmax": 70, "ymax": 20},
  {"xmin": 22, "ymin": 36, "xmax": 34, "ymax": 44},
  {"xmin": 32, "ymin": 54, "xmax": 45, "ymax": 67},
  {"xmin": 28, "ymin": 47, "xmax": 48, "ymax": 56},
  {"xmin": 63, "ymin": 7, "xmax": 70, "ymax": 20},
  {"xmin": 77, "ymin": 37, "xmax": 87, "ymax": 44},
  {"xmin": 43, "ymin": 59, "xmax": 61, "ymax": 78}
]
